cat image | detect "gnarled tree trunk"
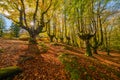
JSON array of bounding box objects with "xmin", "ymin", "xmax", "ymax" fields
[
  {"xmin": 78, "ymin": 33, "xmax": 94, "ymax": 56},
  {"xmin": 85, "ymin": 40, "xmax": 92, "ymax": 56},
  {"xmin": 28, "ymin": 30, "xmax": 40, "ymax": 53},
  {"xmin": 29, "ymin": 33, "xmax": 37, "ymax": 44}
]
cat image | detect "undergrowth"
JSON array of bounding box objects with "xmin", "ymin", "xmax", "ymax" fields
[
  {"xmin": 51, "ymin": 42, "xmax": 60, "ymax": 46},
  {"xmin": 58, "ymin": 53, "xmax": 80, "ymax": 80},
  {"xmin": 0, "ymin": 48, "xmax": 4, "ymax": 53},
  {"xmin": 63, "ymin": 46, "xmax": 73, "ymax": 50},
  {"xmin": 38, "ymin": 42, "xmax": 49, "ymax": 53}
]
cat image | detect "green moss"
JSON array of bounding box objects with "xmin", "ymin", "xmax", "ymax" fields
[
  {"xmin": 51, "ymin": 42, "xmax": 60, "ymax": 46},
  {"xmin": 0, "ymin": 66, "xmax": 22, "ymax": 79},
  {"xmin": 88, "ymin": 65, "xmax": 96, "ymax": 71},
  {"xmin": 58, "ymin": 53, "xmax": 80, "ymax": 80},
  {"xmin": 38, "ymin": 42, "xmax": 49, "ymax": 53},
  {"xmin": 86, "ymin": 75, "xmax": 93, "ymax": 80},
  {"xmin": 64, "ymin": 46, "xmax": 73, "ymax": 50},
  {"xmin": 112, "ymin": 70, "xmax": 120, "ymax": 78},
  {"xmin": 85, "ymin": 45, "xmax": 92, "ymax": 57},
  {"xmin": 0, "ymin": 48, "xmax": 4, "ymax": 53}
]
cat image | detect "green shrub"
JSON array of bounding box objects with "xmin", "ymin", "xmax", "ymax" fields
[
  {"xmin": 2, "ymin": 33, "xmax": 12, "ymax": 39},
  {"xmin": 38, "ymin": 42, "xmax": 45, "ymax": 46},
  {"xmin": 42, "ymin": 46, "xmax": 49, "ymax": 53},
  {"xmin": 38, "ymin": 42, "xmax": 49, "ymax": 53},
  {"xmin": 0, "ymin": 48, "xmax": 4, "ymax": 53},
  {"xmin": 29, "ymin": 37, "xmax": 37, "ymax": 44}
]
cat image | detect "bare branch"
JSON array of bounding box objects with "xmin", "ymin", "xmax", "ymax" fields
[
  {"xmin": 33, "ymin": 0, "xmax": 39, "ymax": 24},
  {"xmin": 42, "ymin": 0, "xmax": 52, "ymax": 15},
  {"xmin": 20, "ymin": 0, "xmax": 28, "ymax": 27}
]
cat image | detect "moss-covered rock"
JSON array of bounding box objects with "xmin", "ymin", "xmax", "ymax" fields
[{"xmin": 0, "ymin": 66, "xmax": 22, "ymax": 79}]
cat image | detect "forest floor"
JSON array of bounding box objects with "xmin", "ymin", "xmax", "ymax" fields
[{"xmin": 0, "ymin": 38, "xmax": 120, "ymax": 80}]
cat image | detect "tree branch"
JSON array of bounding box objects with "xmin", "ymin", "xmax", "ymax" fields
[
  {"xmin": 33, "ymin": 0, "xmax": 39, "ymax": 24},
  {"xmin": 20, "ymin": 0, "xmax": 28, "ymax": 27},
  {"xmin": 42, "ymin": 0, "xmax": 52, "ymax": 15}
]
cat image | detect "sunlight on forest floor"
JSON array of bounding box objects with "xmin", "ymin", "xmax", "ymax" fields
[{"xmin": 0, "ymin": 38, "xmax": 120, "ymax": 80}]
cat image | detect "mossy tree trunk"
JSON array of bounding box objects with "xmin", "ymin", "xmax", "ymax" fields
[
  {"xmin": 93, "ymin": 47, "xmax": 98, "ymax": 54},
  {"xmin": 29, "ymin": 33, "xmax": 37, "ymax": 44},
  {"xmin": 28, "ymin": 30, "xmax": 40, "ymax": 53},
  {"xmin": 92, "ymin": 36, "xmax": 99, "ymax": 54},
  {"xmin": 66, "ymin": 37, "xmax": 70, "ymax": 45},
  {"xmin": 78, "ymin": 33, "xmax": 94, "ymax": 56},
  {"xmin": 60, "ymin": 37, "xmax": 64, "ymax": 43},
  {"xmin": 47, "ymin": 20, "xmax": 55, "ymax": 42},
  {"xmin": 85, "ymin": 40, "xmax": 92, "ymax": 56},
  {"xmin": 49, "ymin": 35, "xmax": 55, "ymax": 42}
]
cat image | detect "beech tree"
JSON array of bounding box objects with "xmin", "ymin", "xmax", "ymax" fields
[
  {"xmin": 47, "ymin": 20, "xmax": 55, "ymax": 42},
  {"xmin": 74, "ymin": 0, "xmax": 96, "ymax": 56},
  {"xmin": 0, "ymin": 0, "xmax": 55, "ymax": 44}
]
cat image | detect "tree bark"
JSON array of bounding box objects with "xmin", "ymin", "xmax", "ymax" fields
[
  {"xmin": 93, "ymin": 47, "xmax": 98, "ymax": 54},
  {"xmin": 49, "ymin": 35, "xmax": 55, "ymax": 42},
  {"xmin": 85, "ymin": 40, "xmax": 92, "ymax": 56},
  {"xmin": 28, "ymin": 30, "xmax": 38, "ymax": 44},
  {"xmin": 28, "ymin": 31, "xmax": 40, "ymax": 54},
  {"xmin": 92, "ymin": 36, "xmax": 98, "ymax": 54},
  {"xmin": 66, "ymin": 37, "xmax": 70, "ymax": 45},
  {"xmin": 60, "ymin": 37, "xmax": 64, "ymax": 43}
]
